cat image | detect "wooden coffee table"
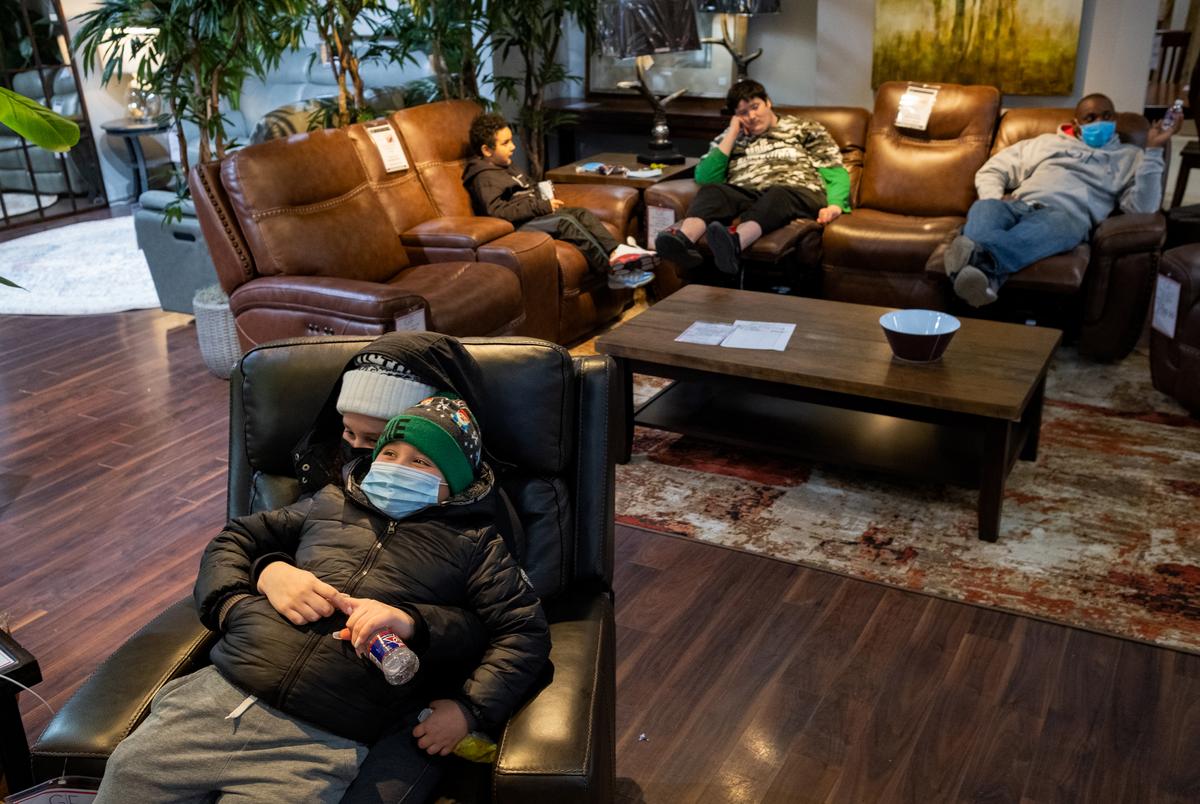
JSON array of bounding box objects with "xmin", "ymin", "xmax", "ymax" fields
[
  {"xmin": 595, "ymin": 285, "xmax": 1062, "ymax": 542},
  {"xmin": 544, "ymin": 152, "xmax": 698, "ymax": 190}
]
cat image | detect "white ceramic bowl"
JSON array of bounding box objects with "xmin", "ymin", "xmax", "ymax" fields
[{"xmin": 879, "ymin": 309, "xmax": 961, "ymax": 362}]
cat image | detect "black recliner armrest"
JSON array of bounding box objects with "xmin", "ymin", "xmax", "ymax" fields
[
  {"xmin": 493, "ymin": 593, "xmax": 615, "ymax": 804},
  {"xmin": 30, "ymin": 597, "xmax": 217, "ymax": 781}
]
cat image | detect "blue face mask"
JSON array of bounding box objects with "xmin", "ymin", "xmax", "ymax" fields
[
  {"xmin": 1079, "ymin": 120, "xmax": 1115, "ymax": 148},
  {"xmin": 361, "ymin": 462, "xmax": 444, "ymax": 520}
]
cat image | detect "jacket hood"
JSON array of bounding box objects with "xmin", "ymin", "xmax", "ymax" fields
[
  {"xmin": 462, "ymin": 156, "xmax": 510, "ymax": 183},
  {"xmin": 293, "ymin": 333, "xmax": 496, "ymax": 494}
]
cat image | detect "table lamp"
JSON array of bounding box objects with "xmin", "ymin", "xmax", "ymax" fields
[
  {"xmin": 698, "ymin": 0, "xmax": 781, "ymax": 82},
  {"xmin": 600, "ymin": 0, "xmax": 701, "ymax": 165}
]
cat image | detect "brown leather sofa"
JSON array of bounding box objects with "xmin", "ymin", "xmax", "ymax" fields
[
  {"xmin": 192, "ymin": 100, "xmax": 642, "ymax": 349},
  {"xmin": 643, "ymin": 105, "xmax": 869, "ymax": 297},
  {"xmin": 1151, "ymin": 245, "xmax": 1200, "ymax": 414},
  {"xmin": 190, "ymin": 125, "xmax": 531, "ymax": 350},
  {"xmin": 30, "ymin": 336, "xmax": 618, "ymax": 803},
  {"xmin": 820, "ymin": 82, "xmax": 1001, "ymax": 308},
  {"xmin": 390, "ymin": 100, "xmax": 642, "ymax": 345},
  {"xmin": 925, "ymin": 109, "xmax": 1166, "ymax": 361}
]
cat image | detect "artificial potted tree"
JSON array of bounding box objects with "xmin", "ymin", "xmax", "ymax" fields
[{"xmin": 73, "ymin": 0, "xmax": 298, "ymax": 313}]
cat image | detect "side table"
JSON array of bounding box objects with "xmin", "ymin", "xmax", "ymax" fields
[
  {"xmin": 0, "ymin": 629, "xmax": 41, "ymax": 795},
  {"xmin": 545, "ymin": 152, "xmax": 698, "ymax": 245},
  {"xmin": 100, "ymin": 118, "xmax": 173, "ymax": 198}
]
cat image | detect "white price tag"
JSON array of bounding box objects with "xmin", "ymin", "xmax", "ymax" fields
[
  {"xmin": 896, "ymin": 85, "xmax": 939, "ymax": 131},
  {"xmin": 366, "ymin": 123, "xmax": 408, "ymax": 173},
  {"xmin": 1152, "ymin": 273, "xmax": 1182, "ymax": 338},
  {"xmin": 647, "ymin": 205, "xmax": 675, "ymax": 245}
]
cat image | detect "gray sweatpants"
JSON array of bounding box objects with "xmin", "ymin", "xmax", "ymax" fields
[{"xmin": 95, "ymin": 665, "xmax": 368, "ymax": 803}]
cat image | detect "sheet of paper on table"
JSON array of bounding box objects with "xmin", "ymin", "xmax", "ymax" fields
[
  {"xmin": 675, "ymin": 321, "xmax": 735, "ymax": 345},
  {"xmin": 675, "ymin": 320, "xmax": 795, "ymax": 351},
  {"xmin": 722, "ymin": 320, "xmax": 796, "ymax": 351}
]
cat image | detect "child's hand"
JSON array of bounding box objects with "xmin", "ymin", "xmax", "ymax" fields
[
  {"xmin": 817, "ymin": 205, "xmax": 842, "ymax": 225},
  {"xmin": 550, "ymin": 198, "xmax": 565, "ymax": 211},
  {"xmin": 413, "ymin": 700, "xmax": 469, "ymax": 756},
  {"xmin": 257, "ymin": 563, "xmax": 340, "ymax": 625},
  {"xmin": 332, "ymin": 595, "xmax": 415, "ymax": 655}
]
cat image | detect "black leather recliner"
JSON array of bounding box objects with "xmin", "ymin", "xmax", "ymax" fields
[{"xmin": 29, "ymin": 336, "xmax": 618, "ymax": 803}]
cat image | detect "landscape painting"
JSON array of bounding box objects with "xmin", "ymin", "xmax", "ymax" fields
[{"xmin": 872, "ymin": 0, "xmax": 1085, "ymax": 95}]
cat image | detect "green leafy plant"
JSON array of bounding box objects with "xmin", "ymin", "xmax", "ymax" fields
[
  {"xmin": 0, "ymin": 90, "xmax": 79, "ymax": 287},
  {"xmin": 75, "ymin": 0, "xmax": 301, "ymax": 173},
  {"xmin": 307, "ymin": 0, "xmax": 389, "ymax": 124},
  {"xmin": 365, "ymin": 0, "xmax": 488, "ymax": 103},
  {"xmin": 0, "ymin": 87, "xmax": 80, "ymax": 151},
  {"xmin": 490, "ymin": 0, "xmax": 597, "ymax": 180}
]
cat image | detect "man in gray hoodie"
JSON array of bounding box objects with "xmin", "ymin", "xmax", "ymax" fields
[{"xmin": 945, "ymin": 93, "xmax": 1181, "ymax": 307}]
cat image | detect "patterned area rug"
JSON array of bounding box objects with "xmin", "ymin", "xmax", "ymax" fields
[
  {"xmin": 615, "ymin": 347, "xmax": 1200, "ymax": 654},
  {"xmin": 0, "ymin": 217, "xmax": 158, "ymax": 315}
]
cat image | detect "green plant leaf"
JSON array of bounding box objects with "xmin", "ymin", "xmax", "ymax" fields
[
  {"xmin": 0, "ymin": 87, "xmax": 80, "ymax": 152},
  {"xmin": 0, "ymin": 275, "xmax": 26, "ymax": 290}
]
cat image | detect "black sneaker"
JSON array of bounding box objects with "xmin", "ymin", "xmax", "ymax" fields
[
  {"xmin": 654, "ymin": 227, "xmax": 703, "ymax": 270},
  {"xmin": 706, "ymin": 221, "xmax": 742, "ymax": 275}
]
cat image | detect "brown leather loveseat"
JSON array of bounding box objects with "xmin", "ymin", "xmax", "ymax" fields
[{"xmin": 192, "ymin": 100, "xmax": 641, "ymax": 349}]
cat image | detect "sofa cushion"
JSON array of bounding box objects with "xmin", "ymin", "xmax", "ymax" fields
[
  {"xmin": 390, "ymin": 100, "xmax": 483, "ymax": 217},
  {"xmin": 823, "ymin": 208, "xmax": 964, "ymax": 274},
  {"xmin": 221, "ymin": 127, "xmax": 410, "ymax": 282},
  {"xmin": 860, "ymin": 82, "xmax": 1000, "ymax": 217}
]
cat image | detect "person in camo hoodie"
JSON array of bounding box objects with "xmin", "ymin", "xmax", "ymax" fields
[
  {"xmin": 943, "ymin": 92, "xmax": 1181, "ymax": 307},
  {"xmin": 655, "ymin": 78, "xmax": 852, "ymax": 277}
]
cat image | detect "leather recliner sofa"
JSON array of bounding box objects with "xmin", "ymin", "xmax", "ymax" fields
[
  {"xmin": 390, "ymin": 100, "xmax": 642, "ymax": 345},
  {"xmin": 644, "ymin": 105, "xmax": 870, "ymax": 298},
  {"xmin": 30, "ymin": 335, "xmax": 619, "ymax": 803},
  {"xmin": 926, "ymin": 109, "xmax": 1166, "ymax": 361},
  {"xmin": 190, "ymin": 123, "xmax": 531, "ymax": 349}
]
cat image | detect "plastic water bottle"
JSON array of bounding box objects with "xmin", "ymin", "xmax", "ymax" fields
[
  {"xmin": 367, "ymin": 630, "xmax": 419, "ymax": 685},
  {"xmin": 1163, "ymin": 98, "xmax": 1185, "ymax": 129}
]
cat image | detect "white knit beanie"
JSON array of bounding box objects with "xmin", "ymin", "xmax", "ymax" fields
[{"xmin": 336, "ymin": 355, "xmax": 438, "ymax": 421}]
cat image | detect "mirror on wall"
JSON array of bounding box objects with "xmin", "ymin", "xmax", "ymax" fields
[{"xmin": 0, "ymin": 0, "xmax": 107, "ymax": 230}]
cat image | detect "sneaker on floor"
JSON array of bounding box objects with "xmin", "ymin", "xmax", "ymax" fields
[
  {"xmin": 610, "ymin": 243, "xmax": 661, "ymax": 272},
  {"xmin": 706, "ymin": 221, "xmax": 742, "ymax": 275},
  {"xmin": 953, "ymin": 265, "xmax": 998, "ymax": 307},
  {"xmin": 654, "ymin": 228, "xmax": 703, "ymax": 270},
  {"xmin": 608, "ymin": 269, "xmax": 656, "ymax": 289},
  {"xmin": 944, "ymin": 234, "xmax": 976, "ymax": 278}
]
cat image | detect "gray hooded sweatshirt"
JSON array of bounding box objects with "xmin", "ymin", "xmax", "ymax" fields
[{"xmin": 975, "ymin": 128, "xmax": 1164, "ymax": 233}]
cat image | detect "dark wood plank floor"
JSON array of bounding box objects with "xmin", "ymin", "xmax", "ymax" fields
[{"xmin": 2, "ymin": 310, "xmax": 1198, "ymax": 803}]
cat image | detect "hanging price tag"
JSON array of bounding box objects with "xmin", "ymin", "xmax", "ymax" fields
[
  {"xmin": 366, "ymin": 123, "xmax": 408, "ymax": 173},
  {"xmin": 1152, "ymin": 273, "xmax": 1181, "ymax": 338},
  {"xmin": 895, "ymin": 84, "xmax": 939, "ymax": 131}
]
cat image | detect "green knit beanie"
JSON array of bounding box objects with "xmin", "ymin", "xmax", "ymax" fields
[{"xmin": 373, "ymin": 396, "xmax": 481, "ymax": 494}]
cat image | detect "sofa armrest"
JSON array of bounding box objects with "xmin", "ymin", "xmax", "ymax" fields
[
  {"xmin": 493, "ymin": 594, "xmax": 615, "ymax": 804},
  {"xmin": 477, "ymin": 231, "xmax": 561, "ymax": 343},
  {"xmin": 1079, "ymin": 213, "xmax": 1167, "ymax": 361},
  {"xmin": 229, "ymin": 274, "xmax": 428, "ymax": 323},
  {"xmin": 553, "ymin": 184, "xmax": 639, "ymax": 231},
  {"xmin": 1092, "ymin": 212, "xmax": 1167, "ymax": 256},
  {"xmin": 402, "ymin": 217, "xmax": 515, "ymax": 249},
  {"xmin": 644, "ymin": 179, "xmax": 700, "ymax": 220},
  {"xmin": 31, "ymin": 598, "xmax": 217, "ymax": 781}
]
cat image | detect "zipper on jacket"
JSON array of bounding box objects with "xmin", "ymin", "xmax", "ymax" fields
[{"xmin": 276, "ymin": 519, "xmax": 397, "ymax": 707}]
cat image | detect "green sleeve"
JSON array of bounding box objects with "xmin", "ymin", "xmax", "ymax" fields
[
  {"xmin": 818, "ymin": 166, "xmax": 851, "ymax": 212},
  {"xmin": 694, "ymin": 148, "xmax": 729, "ymax": 185}
]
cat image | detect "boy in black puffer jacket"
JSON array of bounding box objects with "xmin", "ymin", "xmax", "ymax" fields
[
  {"xmin": 463, "ymin": 111, "xmax": 659, "ymax": 289},
  {"xmin": 96, "ymin": 396, "xmax": 550, "ymax": 804}
]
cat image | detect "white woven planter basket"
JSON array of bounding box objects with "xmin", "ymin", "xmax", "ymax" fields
[{"xmin": 193, "ymin": 284, "xmax": 242, "ymax": 379}]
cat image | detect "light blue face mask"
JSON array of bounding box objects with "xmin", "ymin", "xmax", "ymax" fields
[
  {"xmin": 1079, "ymin": 120, "xmax": 1115, "ymax": 148},
  {"xmin": 361, "ymin": 462, "xmax": 444, "ymax": 520}
]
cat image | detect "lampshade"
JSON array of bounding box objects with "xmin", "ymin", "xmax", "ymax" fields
[
  {"xmin": 599, "ymin": 0, "xmax": 702, "ymax": 59},
  {"xmin": 698, "ymin": 0, "xmax": 780, "ymax": 13}
]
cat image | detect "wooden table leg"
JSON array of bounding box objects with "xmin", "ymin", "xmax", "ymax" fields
[
  {"xmin": 1020, "ymin": 375, "xmax": 1046, "ymax": 462},
  {"xmin": 978, "ymin": 419, "xmax": 1012, "ymax": 542}
]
